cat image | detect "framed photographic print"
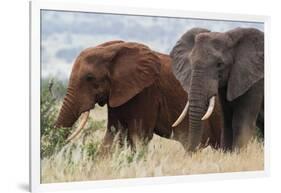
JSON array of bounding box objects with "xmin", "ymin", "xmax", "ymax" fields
[{"xmin": 30, "ymin": 1, "xmax": 270, "ymax": 192}]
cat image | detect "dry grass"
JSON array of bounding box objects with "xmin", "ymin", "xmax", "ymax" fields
[{"xmin": 41, "ymin": 106, "xmax": 264, "ymax": 183}]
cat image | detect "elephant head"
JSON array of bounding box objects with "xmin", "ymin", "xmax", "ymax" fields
[
  {"xmin": 171, "ymin": 27, "xmax": 264, "ymax": 151},
  {"xmin": 55, "ymin": 41, "xmax": 161, "ymax": 141}
]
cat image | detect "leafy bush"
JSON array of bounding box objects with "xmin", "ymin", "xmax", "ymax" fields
[
  {"xmin": 84, "ymin": 142, "xmax": 99, "ymax": 160},
  {"xmin": 40, "ymin": 78, "xmax": 70, "ymax": 158},
  {"xmin": 40, "ymin": 77, "xmax": 106, "ymax": 159}
]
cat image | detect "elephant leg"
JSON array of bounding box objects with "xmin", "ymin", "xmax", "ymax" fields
[
  {"xmin": 207, "ymin": 98, "xmax": 223, "ymax": 149},
  {"xmin": 100, "ymin": 109, "xmax": 124, "ymax": 153},
  {"xmin": 100, "ymin": 120, "xmax": 129, "ymax": 153},
  {"xmin": 256, "ymin": 100, "xmax": 264, "ymax": 138},
  {"xmin": 173, "ymin": 127, "xmax": 189, "ymax": 150},
  {"xmin": 100, "ymin": 127, "xmax": 115, "ymax": 153},
  {"xmin": 232, "ymin": 80, "xmax": 264, "ymax": 149},
  {"xmin": 222, "ymin": 104, "xmax": 234, "ymax": 151},
  {"xmin": 219, "ymin": 87, "xmax": 234, "ymax": 151},
  {"xmin": 127, "ymin": 119, "xmax": 154, "ymax": 151},
  {"xmin": 232, "ymin": 111, "xmax": 256, "ymax": 149}
]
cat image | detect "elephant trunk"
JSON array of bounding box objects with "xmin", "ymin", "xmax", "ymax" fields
[
  {"xmin": 55, "ymin": 86, "xmax": 95, "ymax": 142},
  {"xmin": 187, "ymin": 70, "xmax": 207, "ymax": 151},
  {"xmin": 55, "ymin": 87, "xmax": 78, "ymax": 128}
]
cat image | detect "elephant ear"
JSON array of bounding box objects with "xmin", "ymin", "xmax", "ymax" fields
[
  {"xmin": 108, "ymin": 42, "xmax": 161, "ymax": 107},
  {"xmin": 226, "ymin": 28, "xmax": 264, "ymax": 101},
  {"xmin": 170, "ymin": 28, "xmax": 210, "ymax": 92}
]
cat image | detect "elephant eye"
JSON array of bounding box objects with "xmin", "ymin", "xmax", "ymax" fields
[{"xmin": 85, "ymin": 74, "xmax": 95, "ymax": 82}]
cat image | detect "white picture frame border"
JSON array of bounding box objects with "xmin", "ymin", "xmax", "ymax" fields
[{"xmin": 30, "ymin": 1, "xmax": 271, "ymax": 192}]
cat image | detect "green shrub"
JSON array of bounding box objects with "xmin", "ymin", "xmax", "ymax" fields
[
  {"xmin": 40, "ymin": 78, "xmax": 70, "ymax": 158},
  {"xmin": 85, "ymin": 142, "xmax": 99, "ymax": 160}
]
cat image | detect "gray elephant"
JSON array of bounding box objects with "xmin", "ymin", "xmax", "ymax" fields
[{"xmin": 170, "ymin": 27, "xmax": 264, "ymax": 151}]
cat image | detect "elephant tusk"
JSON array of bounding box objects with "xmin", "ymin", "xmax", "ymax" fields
[
  {"xmin": 172, "ymin": 101, "xmax": 189, "ymax": 127},
  {"xmin": 201, "ymin": 96, "xmax": 215, "ymax": 121},
  {"xmin": 66, "ymin": 111, "xmax": 90, "ymax": 143}
]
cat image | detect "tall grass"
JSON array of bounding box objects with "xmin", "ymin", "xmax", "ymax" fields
[{"xmin": 41, "ymin": 128, "xmax": 264, "ymax": 183}]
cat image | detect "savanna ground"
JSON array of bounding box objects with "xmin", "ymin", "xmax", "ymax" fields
[{"xmin": 40, "ymin": 78, "xmax": 264, "ymax": 183}]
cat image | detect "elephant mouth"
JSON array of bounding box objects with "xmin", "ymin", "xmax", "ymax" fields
[
  {"xmin": 98, "ymin": 100, "xmax": 106, "ymax": 106},
  {"xmin": 96, "ymin": 94, "xmax": 108, "ymax": 107},
  {"xmin": 65, "ymin": 94, "xmax": 108, "ymax": 142}
]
